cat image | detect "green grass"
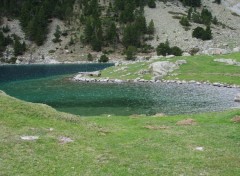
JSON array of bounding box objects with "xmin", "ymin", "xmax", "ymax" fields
[
  {"xmin": 1, "ymin": 91, "xmax": 240, "ymax": 175},
  {"xmin": 101, "ymin": 53, "xmax": 240, "ymax": 85}
]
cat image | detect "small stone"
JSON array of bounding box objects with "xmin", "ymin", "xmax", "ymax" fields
[
  {"xmin": 59, "ymin": 136, "xmax": 74, "ymax": 144},
  {"xmin": 195, "ymin": 147, "xmax": 204, "ymax": 151},
  {"xmin": 21, "ymin": 136, "xmax": 39, "ymax": 141}
]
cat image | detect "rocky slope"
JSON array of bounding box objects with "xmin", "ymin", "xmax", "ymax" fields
[{"xmin": 1, "ymin": 0, "xmax": 240, "ymax": 64}]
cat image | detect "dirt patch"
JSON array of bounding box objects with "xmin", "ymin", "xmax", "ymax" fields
[
  {"xmin": 231, "ymin": 116, "xmax": 240, "ymax": 123},
  {"xmin": 176, "ymin": 118, "xmax": 197, "ymax": 126},
  {"xmin": 144, "ymin": 125, "xmax": 170, "ymax": 130}
]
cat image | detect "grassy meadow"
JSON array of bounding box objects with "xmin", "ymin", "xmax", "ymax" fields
[{"xmin": 101, "ymin": 53, "xmax": 240, "ymax": 85}]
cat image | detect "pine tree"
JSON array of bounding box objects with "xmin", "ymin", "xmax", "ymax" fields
[
  {"xmin": 135, "ymin": 15, "xmax": 147, "ymax": 34},
  {"xmin": 52, "ymin": 25, "xmax": 62, "ymax": 43},
  {"xmin": 14, "ymin": 38, "xmax": 22, "ymax": 56},
  {"xmin": 106, "ymin": 22, "xmax": 117, "ymax": 44},
  {"xmin": 187, "ymin": 7, "xmax": 193, "ymax": 20},
  {"xmin": 147, "ymin": 19, "xmax": 155, "ymax": 35},
  {"xmin": 202, "ymin": 26, "xmax": 212, "ymax": 40}
]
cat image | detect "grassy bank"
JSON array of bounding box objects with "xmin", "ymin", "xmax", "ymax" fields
[
  {"xmin": 1, "ymin": 91, "xmax": 240, "ymax": 175},
  {"xmin": 101, "ymin": 53, "xmax": 240, "ymax": 85}
]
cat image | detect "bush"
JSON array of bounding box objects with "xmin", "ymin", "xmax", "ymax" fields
[
  {"xmin": 99, "ymin": 54, "xmax": 109, "ymax": 63},
  {"xmin": 180, "ymin": 17, "xmax": 191, "ymax": 26},
  {"xmin": 171, "ymin": 46, "xmax": 183, "ymax": 56},
  {"xmin": 2, "ymin": 25, "xmax": 10, "ymax": 33},
  {"xmin": 156, "ymin": 41, "xmax": 171, "ymax": 56},
  {"xmin": 87, "ymin": 53, "xmax": 93, "ymax": 61},
  {"xmin": 156, "ymin": 41, "xmax": 183, "ymax": 56},
  {"xmin": 192, "ymin": 12, "xmax": 202, "ymax": 24},
  {"xmin": 192, "ymin": 27, "xmax": 205, "ymax": 39},
  {"xmin": 141, "ymin": 44, "xmax": 153, "ymax": 53},
  {"xmin": 125, "ymin": 46, "xmax": 137, "ymax": 60},
  {"xmin": 7, "ymin": 57, "xmax": 17, "ymax": 64},
  {"xmin": 148, "ymin": 0, "xmax": 156, "ymax": 8},
  {"xmin": 192, "ymin": 26, "xmax": 212, "ymax": 40},
  {"xmin": 201, "ymin": 8, "xmax": 212, "ymax": 25}
]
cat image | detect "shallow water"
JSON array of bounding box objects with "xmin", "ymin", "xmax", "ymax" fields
[{"xmin": 0, "ymin": 71, "xmax": 239, "ymax": 116}]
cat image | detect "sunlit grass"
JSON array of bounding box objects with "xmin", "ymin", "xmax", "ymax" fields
[{"xmin": 101, "ymin": 53, "xmax": 240, "ymax": 85}]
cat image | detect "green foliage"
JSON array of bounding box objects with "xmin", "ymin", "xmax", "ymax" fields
[
  {"xmin": 8, "ymin": 57, "xmax": 17, "ymax": 64},
  {"xmin": 13, "ymin": 37, "xmax": 26, "ymax": 56},
  {"xmin": 135, "ymin": 15, "xmax": 147, "ymax": 34},
  {"xmin": 119, "ymin": 2, "xmax": 135, "ymax": 23},
  {"xmin": 87, "ymin": 53, "xmax": 93, "ymax": 61},
  {"xmin": 187, "ymin": 7, "xmax": 193, "ymax": 19},
  {"xmin": 179, "ymin": 16, "xmax": 190, "ymax": 26},
  {"xmin": 192, "ymin": 26, "xmax": 212, "ymax": 40},
  {"xmin": 212, "ymin": 16, "xmax": 218, "ymax": 25},
  {"xmin": 156, "ymin": 40, "xmax": 171, "ymax": 56},
  {"xmin": 125, "ymin": 46, "xmax": 137, "ymax": 60},
  {"xmin": 122, "ymin": 24, "xmax": 141, "ymax": 48},
  {"xmin": 69, "ymin": 37, "xmax": 74, "ymax": 46},
  {"xmin": 105, "ymin": 22, "xmax": 118, "ymax": 44},
  {"xmin": 214, "ymin": 0, "xmax": 221, "ymax": 4},
  {"xmin": 147, "ymin": 19, "xmax": 155, "ymax": 35},
  {"xmin": 99, "ymin": 54, "xmax": 109, "ymax": 63},
  {"xmin": 156, "ymin": 40, "xmax": 183, "ymax": 56},
  {"xmin": 52, "ymin": 25, "xmax": 62, "ymax": 43},
  {"xmin": 0, "ymin": 0, "xmax": 75, "ymax": 45},
  {"xmin": 179, "ymin": 0, "xmax": 201, "ymax": 7},
  {"xmin": 2, "ymin": 25, "xmax": 10, "ymax": 33},
  {"xmin": 0, "ymin": 31, "xmax": 13, "ymax": 56},
  {"xmin": 191, "ymin": 12, "xmax": 202, "ymax": 24},
  {"xmin": 201, "ymin": 8, "xmax": 212, "ymax": 25},
  {"xmin": 148, "ymin": 0, "xmax": 156, "ymax": 8},
  {"xmin": 171, "ymin": 46, "xmax": 183, "ymax": 56},
  {"xmin": 189, "ymin": 8, "xmax": 213, "ymax": 26}
]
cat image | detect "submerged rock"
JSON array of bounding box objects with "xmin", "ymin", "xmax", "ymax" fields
[{"xmin": 234, "ymin": 93, "xmax": 240, "ymax": 102}]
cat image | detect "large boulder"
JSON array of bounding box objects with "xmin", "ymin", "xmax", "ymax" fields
[
  {"xmin": 214, "ymin": 58, "xmax": 240, "ymax": 65},
  {"xmin": 235, "ymin": 93, "xmax": 240, "ymax": 102},
  {"xmin": 202, "ymin": 48, "xmax": 228, "ymax": 55},
  {"xmin": 233, "ymin": 47, "xmax": 240, "ymax": 53},
  {"xmin": 214, "ymin": 58, "xmax": 237, "ymax": 65},
  {"xmin": 150, "ymin": 61, "xmax": 178, "ymax": 78}
]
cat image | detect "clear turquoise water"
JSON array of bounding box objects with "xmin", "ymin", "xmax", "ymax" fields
[{"xmin": 0, "ymin": 64, "xmax": 239, "ymax": 116}]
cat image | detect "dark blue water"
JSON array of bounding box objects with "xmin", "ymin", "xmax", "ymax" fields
[
  {"xmin": 0, "ymin": 63, "xmax": 113, "ymax": 83},
  {"xmin": 0, "ymin": 64, "xmax": 239, "ymax": 116}
]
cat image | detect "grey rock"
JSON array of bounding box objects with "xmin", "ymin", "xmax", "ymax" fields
[
  {"xmin": 150, "ymin": 61, "xmax": 179, "ymax": 78},
  {"xmin": 234, "ymin": 93, "xmax": 240, "ymax": 102},
  {"xmin": 214, "ymin": 58, "xmax": 239, "ymax": 65},
  {"xmin": 176, "ymin": 60, "xmax": 187, "ymax": 65}
]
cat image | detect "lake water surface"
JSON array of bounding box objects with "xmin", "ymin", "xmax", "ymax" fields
[{"xmin": 0, "ymin": 64, "xmax": 239, "ymax": 116}]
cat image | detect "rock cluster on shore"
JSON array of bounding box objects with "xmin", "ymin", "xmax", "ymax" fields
[{"xmin": 72, "ymin": 72, "xmax": 240, "ymax": 89}]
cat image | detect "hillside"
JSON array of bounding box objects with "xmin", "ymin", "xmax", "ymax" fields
[{"xmin": 0, "ymin": 0, "xmax": 240, "ymax": 64}]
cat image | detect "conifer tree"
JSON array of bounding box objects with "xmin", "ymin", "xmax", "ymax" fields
[{"xmin": 147, "ymin": 19, "xmax": 155, "ymax": 35}]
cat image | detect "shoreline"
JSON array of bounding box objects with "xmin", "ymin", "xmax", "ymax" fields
[{"xmin": 72, "ymin": 75, "xmax": 240, "ymax": 89}]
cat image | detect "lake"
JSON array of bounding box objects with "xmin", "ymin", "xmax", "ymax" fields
[{"xmin": 0, "ymin": 64, "xmax": 239, "ymax": 116}]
